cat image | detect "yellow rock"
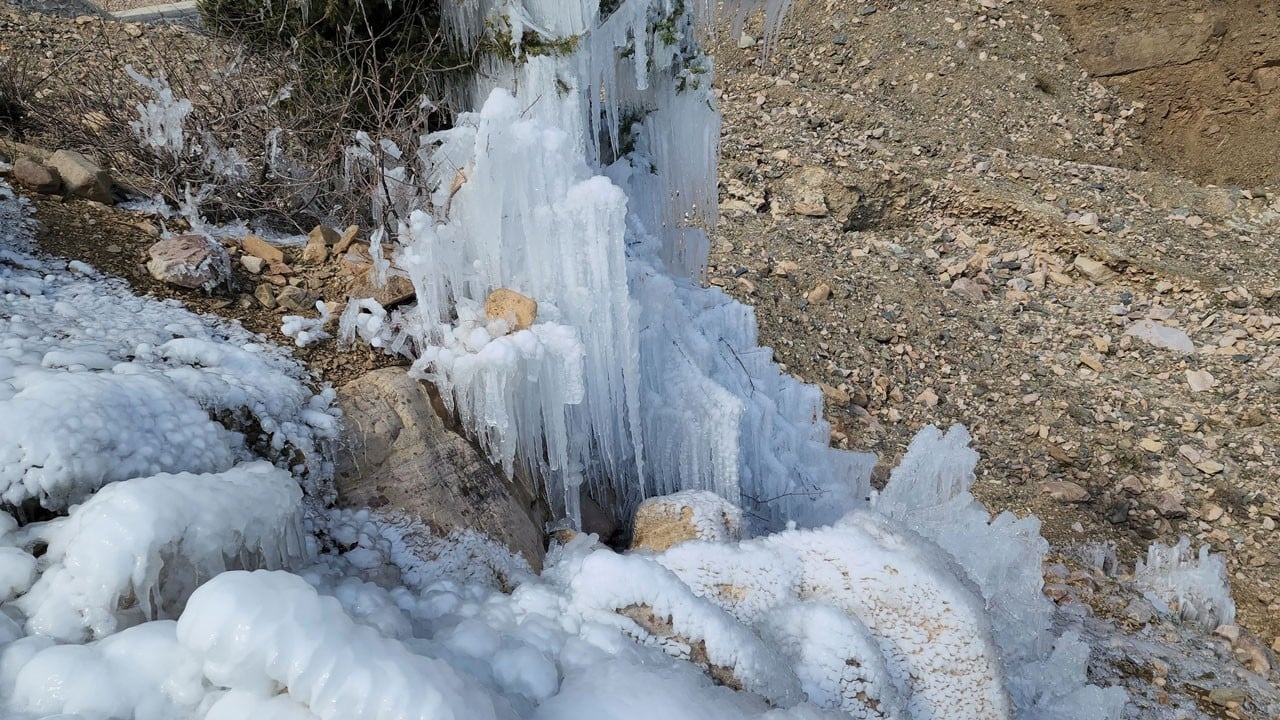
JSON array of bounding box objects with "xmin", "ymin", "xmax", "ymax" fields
[
  {"xmin": 485, "ymin": 288, "xmax": 538, "ymax": 331},
  {"xmin": 241, "ymin": 235, "xmax": 284, "ymax": 264}
]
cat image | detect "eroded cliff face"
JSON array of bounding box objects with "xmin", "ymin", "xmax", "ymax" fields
[{"xmin": 1046, "ymin": 0, "xmax": 1280, "ymax": 187}]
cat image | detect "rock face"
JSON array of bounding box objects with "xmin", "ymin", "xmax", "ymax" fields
[
  {"xmin": 332, "ymin": 368, "xmax": 548, "ymax": 568},
  {"xmin": 12, "ymin": 158, "xmax": 61, "ymax": 194},
  {"xmin": 630, "ymin": 489, "xmax": 743, "ymax": 552},
  {"xmin": 145, "ymin": 235, "xmax": 230, "ymax": 290},
  {"xmin": 46, "ymin": 150, "xmax": 112, "ymax": 203}
]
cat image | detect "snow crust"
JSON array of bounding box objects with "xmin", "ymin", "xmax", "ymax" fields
[
  {"xmin": 15, "ymin": 462, "xmax": 305, "ymax": 641},
  {"xmin": 0, "ymin": 185, "xmax": 338, "ymax": 509}
]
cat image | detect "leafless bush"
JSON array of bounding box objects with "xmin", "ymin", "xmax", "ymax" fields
[{"xmin": 0, "ymin": 8, "xmax": 468, "ymax": 233}]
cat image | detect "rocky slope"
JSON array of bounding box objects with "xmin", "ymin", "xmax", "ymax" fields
[{"xmin": 707, "ymin": 0, "xmax": 1280, "ymax": 655}]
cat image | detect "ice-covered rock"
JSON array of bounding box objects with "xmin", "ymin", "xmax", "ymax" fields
[
  {"xmin": 630, "ymin": 489, "xmax": 743, "ymax": 551},
  {"xmin": 331, "ymin": 368, "xmax": 549, "ymax": 568}
]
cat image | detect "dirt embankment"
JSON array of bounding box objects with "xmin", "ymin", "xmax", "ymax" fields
[{"xmin": 1047, "ymin": 0, "xmax": 1280, "ymax": 188}]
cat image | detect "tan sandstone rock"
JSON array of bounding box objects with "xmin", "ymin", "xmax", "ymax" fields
[
  {"xmin": 13, "ymin": 158, "xmax": 61, "ymax": 194},
  {"xmin": 47, "ymin": 149, "xmax": 112, "ymax": 203}
]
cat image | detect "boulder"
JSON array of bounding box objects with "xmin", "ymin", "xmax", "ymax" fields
[
  {"xmin": 332, "ymin": 368, "xmax": 549, "ymax": 568},
  {"xmin": 484, "ymin": 288, "xmax": 538, "ymax": 331},
  {"xmin": 47, "ymin": 150, "xmax": 112, "ymax": 203},
  {"xmin": 12, "ymin": 158, "xmax": 61, "ymax": 194},
  {"xmin": 145, "ymin": 234, "xmax": 230, "ymax": 290},
  {"xmin": 630, "ymin": 489, "xmax": 742, "ymax": 552}
]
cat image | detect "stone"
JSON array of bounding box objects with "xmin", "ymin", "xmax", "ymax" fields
[
  {"xmin": 145, "ymin": 235, "xmax": 230, "ymax": 290},
  {"xmin": 1195, "ymin": 460, "xmax": 1225, "ymax": 475},
  {"xmin": 818, "ymin": 383, "xmax": 850, "ymax": 405},
  {"xmin": 240, "ymin": 255, "xmax": 265, "ymax": 274},
  {"xmin": 301, "ymin": 234, "xmax": 329, "ymax": 265},
  {"xmin": 1185, "ymin": 369, "xmax": 1216, "ymax": 392},
  {"xmin": 333, "ymin": 225, "xmax": 361, "ymax": 254},
  {"xmin": 12, "ymin": 158, "xmax": 61, "ymax": 194},
  {"xmin": 1155, "ymin": 492, "xmax": 1187, "ymax": 518},
  {"xmin": 806, "ymin": 283, "xmax": 831, "ymax": 303},
  {"xmin": 1207, "ymin": 687, "xmax": 1247, "ymax": 708},
  {"xmin": 1254, "ymin": 66, "xmax": 1280, "ymax": 93},
  {"xmin": 485, "ymin": 288, "xmax": 538, "ymax": 331},
  {"xmin": 1073, "ymin": 255, "xmax": 1115, "ymax": 283},
  {"xmin": 309, "ymin": 224, "xmax": 341, "ymax": 246},
  {"xmin": 630, "ymin": 490, "xmax": 742, "ymax": 552},
  {"xmin": 737, "ymin": 33, "xmax": 756, "ymax": 49},
  {"xmin": 772, "ymin": 260, "xmax": 799, "ymax": 277},
  {"xmin": 788, "ymin": 166, "xmax": 830, "ymax": 217},
  {"xmin": 347, "ymin": 268, "xmax": 416, "ymax": 308},
  {"xmin": 47, "ymin": 150, "xmax": 112, "ymax": 203},
  {"xmin": 950, "ymin": 276, "xmax": 986, "ymax": 303},
  {"xmin": 254, "ymin": 283, "xmax": 277, "ymax": 309},
  {"xmin": 241, "ymin": 234, "xmax": 284, "ymax": 264},
  {"xmin": 275, "ymin": 285, "xmax": 320, "ymax": 313},
  {"xmin": 332, "ymin": 368, "xmax": 548, "ymax": 568},
  {"xmin": 1202, "ymin": 504, "xmax": 1224, "ymax": 522},
  {"xmin": 1041, "ymin": 480, "xmax": 1090, "ymax": 503}
]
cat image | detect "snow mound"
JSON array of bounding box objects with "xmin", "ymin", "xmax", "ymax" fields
[
  {"xmin": 176, "ymin": 569, "xmax": 513, "ymax": 720},
  {"xmin": 14, "ymin": 462, "xmax": 305, "ymax": 641}
]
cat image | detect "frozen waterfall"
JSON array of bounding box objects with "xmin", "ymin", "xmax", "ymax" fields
[{"xmin": 355, "ymin": 0, "xmax": 870, "ymax": 531}]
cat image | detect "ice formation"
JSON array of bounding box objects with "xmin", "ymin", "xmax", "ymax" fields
[
  {"xmin": 1132, "ymin": 537, "xmax": 1236, "ymax": 632},
  {"xmin": 342, "ymin": 0, "xmax": 872, "ymax": 530}
]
